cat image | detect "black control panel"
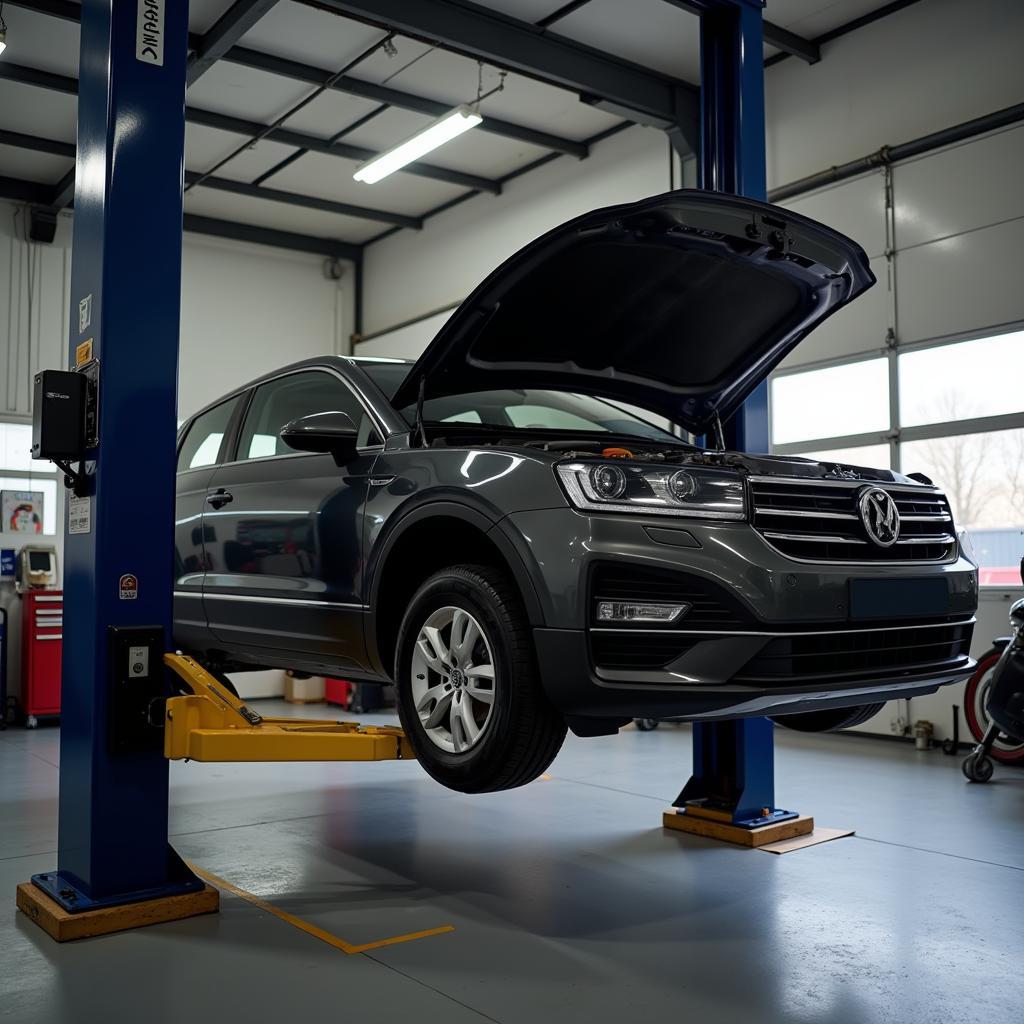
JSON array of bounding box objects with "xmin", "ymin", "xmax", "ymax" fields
[
  {"xmin": 108, "ymin": 625, "xmax": 166, "ymax": 753},
  {"xmin": 32, "ymin": 369, "xmax": 86, "ymax": 461}
]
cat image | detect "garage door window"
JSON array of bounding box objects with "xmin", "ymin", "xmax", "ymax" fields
[
  {"xmin": 771, "ymin": 358, "xmax": 889, "ymax": 445},
  {"xmin": 237, "ymin": 372, "xmax": 376, "ymax": 461}
]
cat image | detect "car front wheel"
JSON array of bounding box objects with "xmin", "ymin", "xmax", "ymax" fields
[{"xmin": 394, "ymin": 565, "xmax": 567, "ymax": 793}]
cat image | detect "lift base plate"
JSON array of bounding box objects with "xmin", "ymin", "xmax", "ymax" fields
[
  {"xmin": 663, "ymin": 809, "xmax": 814, "ymax": 848},
  {"xmin": 16, "ymin": 881, "xmax": 218, "ymax": 942}
]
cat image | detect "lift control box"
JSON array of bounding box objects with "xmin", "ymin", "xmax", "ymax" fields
[
  {"xmin": 109, "ymin": 625, "xmax": 165, "ymax": 753},
  {"xmin": 32, "ymin": 369, "xmax": 87, "ymax": 461}
]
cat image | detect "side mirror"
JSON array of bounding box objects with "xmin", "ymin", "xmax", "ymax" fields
[{"xmin": 280, "ymin": 411, "xmax": 359, "ymax": 464}]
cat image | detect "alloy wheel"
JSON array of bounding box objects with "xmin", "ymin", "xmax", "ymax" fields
[{"xmin": 410, "ymin": 605, "xmax": 496, "ymax": 754}]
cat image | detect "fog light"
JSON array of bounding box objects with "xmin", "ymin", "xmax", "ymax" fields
[{"xmin": 596, "ymin": 601, "xmax": 690, "ymax": 623}]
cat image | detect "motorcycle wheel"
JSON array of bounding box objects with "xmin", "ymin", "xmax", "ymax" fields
[{"xmin": 963, "ymin": 650, "xmax": 1024, "ymax": 765}]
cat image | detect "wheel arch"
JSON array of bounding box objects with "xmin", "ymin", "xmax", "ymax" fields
[{"xmin": 365, "ymin": 501, "xmax": 545, "ymax": 678}]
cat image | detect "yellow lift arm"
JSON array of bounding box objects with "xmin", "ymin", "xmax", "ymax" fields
[{"xmin": 163, "ymin": 653, "xmax": 414, "ymax": 763}]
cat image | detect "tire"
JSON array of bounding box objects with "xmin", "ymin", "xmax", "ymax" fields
[
  {"xmin": 963, "ymin": 650, "xmax": 1024, "ymax": 765},
  {"xmin": 770, "ymin": 702, "xmax": 885, "ymax": 734},
  {"xmin": 962, "ymin": 751, "xmax": 994, "ymax": 783},
  {"xmin": 635, "ymin": 718, "xmax": 660, "ymax": 731},
  {"xmin": 394, "ymin": 565, "xmax": 567, "ymax": 793}
]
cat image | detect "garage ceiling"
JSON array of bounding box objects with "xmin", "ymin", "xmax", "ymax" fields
[{"xmin": 0, "ymin": 0, "xmax": 915, "ymax": 258}]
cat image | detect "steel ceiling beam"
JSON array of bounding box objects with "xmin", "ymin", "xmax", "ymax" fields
[
  {"xmin": 5, "ymin": 0, "xmax": 590, "ymax": 158},
  {"xmin": 187, "ymin": 0, "xmax": 283, "ymax": 86},
  {"xmin": 0, "ymin": 60, "xmax": 500, "ymax": 196},
  {"xmin": 184, "ymin": 105, "xmax": 501, "ymax": 193},
  {"xmin": 49, "ymin": 167, "xmax": 76, "ymax": 208},
  {"xmin": 185, "ymin": 171, "xmax": 423, "ymax": 228},
  {"xmin": 3, "ymin": 0, "xmax": 80, "ymax": 21},
  {"xmin": 0, "ymin": 123, "xmax": 423, "ymax": 229},
  {"xmin": 760, "ymin": 21, "xmax": 819, "ymax": 64},
  {"xmin": 662, "ymin": 1, "xmax": 819, "ymax": 64},
  {"xmin": 0, "ymin": 127, "xmax": 75, "ymax": 159},
  {"xmin": 764, "ymin": 0, "xmax": 923, "ymax": 68},
  {"xmin": 0, "ymin": 174, "xmax": 51, "ymax": 204},
  {"xmin": 183, "ymin": 213, "xmax": 360, "ymax": 260},
  {"xmin": 0, "ymin": 59, "xmax": 78, "ymax": 95},
  {"xmin": 0, "ymin": 175, "xmax": 363, "ymax": 262},
  {"xmin": 300, "ymin": 0, "xmax": 698, "ymax": 130},
  {"xmin": 224, "ymin": 46, "xmax": 589, "ymax": 158}
]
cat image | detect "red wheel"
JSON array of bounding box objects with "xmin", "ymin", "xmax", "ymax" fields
[{"xmin": 964, "ymin": 649, "xmax": 1024, "ymax": 765}]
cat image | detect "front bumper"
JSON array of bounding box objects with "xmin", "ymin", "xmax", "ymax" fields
[
  {"xmin": 500, "ymin": 508, "xmax": 978, "ymax": 720},
  {"xmin": 533, "ymin": 627, "xmax": 974, "ymax": 721}
]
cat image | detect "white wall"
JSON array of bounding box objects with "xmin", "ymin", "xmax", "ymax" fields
[{"xmin": 178, "ymin": 234, "xmax": 353, "ymax": 420}]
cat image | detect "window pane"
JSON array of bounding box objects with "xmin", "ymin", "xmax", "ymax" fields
[
  {"xmin": 900, "ymin": 329, "xmax": 1024, "ymax": 428},
  {"xmin": 0, "ymin": 422, "xmax": 56, "ymax": 474},
  {"xmin": 901, "ymin": 428, "xmax": 1024, "ymax": 585},
  {"xmin": 238, "ymin": 372, "xmax": 368, "ymax": 462},
  {"xmin": 178, "ymin": 396, "xmax": 241, "ymax": 472},
  {"xmin": 771, "ymin": 358, "xmax": 889, "ymax": 445},
  {"xmin": 1, "ymin": 477, "xmax": 59, "ymax": 535},
  {"xmin": 786, "ymin": 444, "xmax": 891, "ymax": 470},
  {"xmin": 506, "ymin": 405, "xmax": 599, "ymax": 431}
]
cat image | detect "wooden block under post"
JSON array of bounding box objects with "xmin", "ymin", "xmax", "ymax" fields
[
  {"xmin": 663, "ymin": 810, "xmax": 815, "ymax": 848},
  {"xmin": 16, "ymin": 881, "xmax": 219, "ymax": 942}
]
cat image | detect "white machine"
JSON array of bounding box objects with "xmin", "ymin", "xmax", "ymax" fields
[{"xmin": 15, "ymin": 547, "xmax": 59, "ymax": 592}]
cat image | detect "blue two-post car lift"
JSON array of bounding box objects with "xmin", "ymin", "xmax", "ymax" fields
[{"xmin": 16, "ymin": 0, "xmax": 801, "ymax": 939}]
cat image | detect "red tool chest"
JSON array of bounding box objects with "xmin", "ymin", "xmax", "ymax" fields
[{"xmin": 21, "ymin": 591, "xmax": 62, "ymax": 723}]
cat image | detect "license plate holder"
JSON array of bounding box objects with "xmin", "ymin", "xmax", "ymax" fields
[{"xmin": 849, "ymin": 578, "xmax": 949, "ymax": 620}]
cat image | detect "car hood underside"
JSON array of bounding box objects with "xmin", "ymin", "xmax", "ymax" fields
[{"xmin": 391, "ymin": 189, "xmax": 876, "ymax": 437}]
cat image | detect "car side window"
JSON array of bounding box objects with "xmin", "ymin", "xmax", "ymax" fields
[
  {"xmin": 177, "ymin": 395, "xmax": 241, "ymax": 473},
  {"xmin": 236, "ymin": 371, "xmax": 378, "ymax": 462}
]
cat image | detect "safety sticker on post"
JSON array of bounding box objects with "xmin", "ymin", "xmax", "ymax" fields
[
  {"xmin": 119, "ymin": 573, "xmax": 139, "ymax": 600},
  {"xmin": 136, "ymin": 0, "xmax": 164, "ymax": 67}
]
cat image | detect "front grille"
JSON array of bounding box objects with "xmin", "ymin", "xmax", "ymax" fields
[
  {"xmin": 734, "ymin": 620, "xmax": 973, "ymax": 684},
  {"xmin": 750, "ymin": 478, "xmax": 957, "ymax": 562},
  {"xmin": 590, "ymin": 563, "xmax": 752, "ymax": 629}
]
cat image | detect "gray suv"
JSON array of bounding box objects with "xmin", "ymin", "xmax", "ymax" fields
[{"xmin": 174, "ymin": 190, "xmax": 978, "ymax": 793}]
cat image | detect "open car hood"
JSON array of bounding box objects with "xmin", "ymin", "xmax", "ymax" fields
[{"xmin": 391, "ymin": 190, "xmax": 875, "ymax": 436}]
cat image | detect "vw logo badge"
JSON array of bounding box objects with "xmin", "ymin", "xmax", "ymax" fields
[{"xmin": 858, "ymin": 487, "xmax": 901, "ymax": 547}]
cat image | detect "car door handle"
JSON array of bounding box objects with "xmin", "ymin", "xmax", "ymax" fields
[{"xmin": 206, "ymin": 489, "xmax": 233, "ymax": 509}]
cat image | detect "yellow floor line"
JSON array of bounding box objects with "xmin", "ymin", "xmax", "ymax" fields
[{"xmin": 187, "ymin": 862, "xmax": 455, "ymax": 954}]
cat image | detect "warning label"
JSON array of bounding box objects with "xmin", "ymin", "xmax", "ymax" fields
[
  {"xmin": 69, "ymin": 496, "xmax": 91, "ymax": 535},
  {"xmin": 119, "ymin": 573, "xmax": 139, "ymax": 600}
]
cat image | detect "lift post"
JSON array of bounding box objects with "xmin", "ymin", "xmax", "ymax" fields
[
  {"xmin": 17, "ymin": 0, "xmax": 219, "ymax": 932},
  {"xmin": 663, "ymin": 0, "xmax": 811, "ymax": 847}
]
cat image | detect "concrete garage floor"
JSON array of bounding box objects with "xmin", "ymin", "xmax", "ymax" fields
[{"xmin": 1, "ymin": 706, "xmax": 1022, "ymax": 1024}]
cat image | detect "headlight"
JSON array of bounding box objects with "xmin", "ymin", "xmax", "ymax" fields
[{"xmin": 556, "ymin": 461, "xmax": 746, "ymax": 519}]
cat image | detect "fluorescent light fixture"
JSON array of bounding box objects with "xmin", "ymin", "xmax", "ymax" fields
[{"xmin": 353, "ymin": 105, "xmax": 482, "ymax": 184}]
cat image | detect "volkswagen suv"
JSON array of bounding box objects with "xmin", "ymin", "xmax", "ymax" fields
[{"xmin": 174, "ymin": 190, "xmax": 978, "ymax": 792}]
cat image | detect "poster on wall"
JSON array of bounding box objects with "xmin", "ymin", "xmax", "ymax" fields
[{"xmin": 2, "ymin": 490, "xmax": 45, "ymax": 534}]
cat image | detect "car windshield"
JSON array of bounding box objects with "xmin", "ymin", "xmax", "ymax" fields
[{"xmin": 358, "ymin": 361, "xmax": 681, "ymax": 443}]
